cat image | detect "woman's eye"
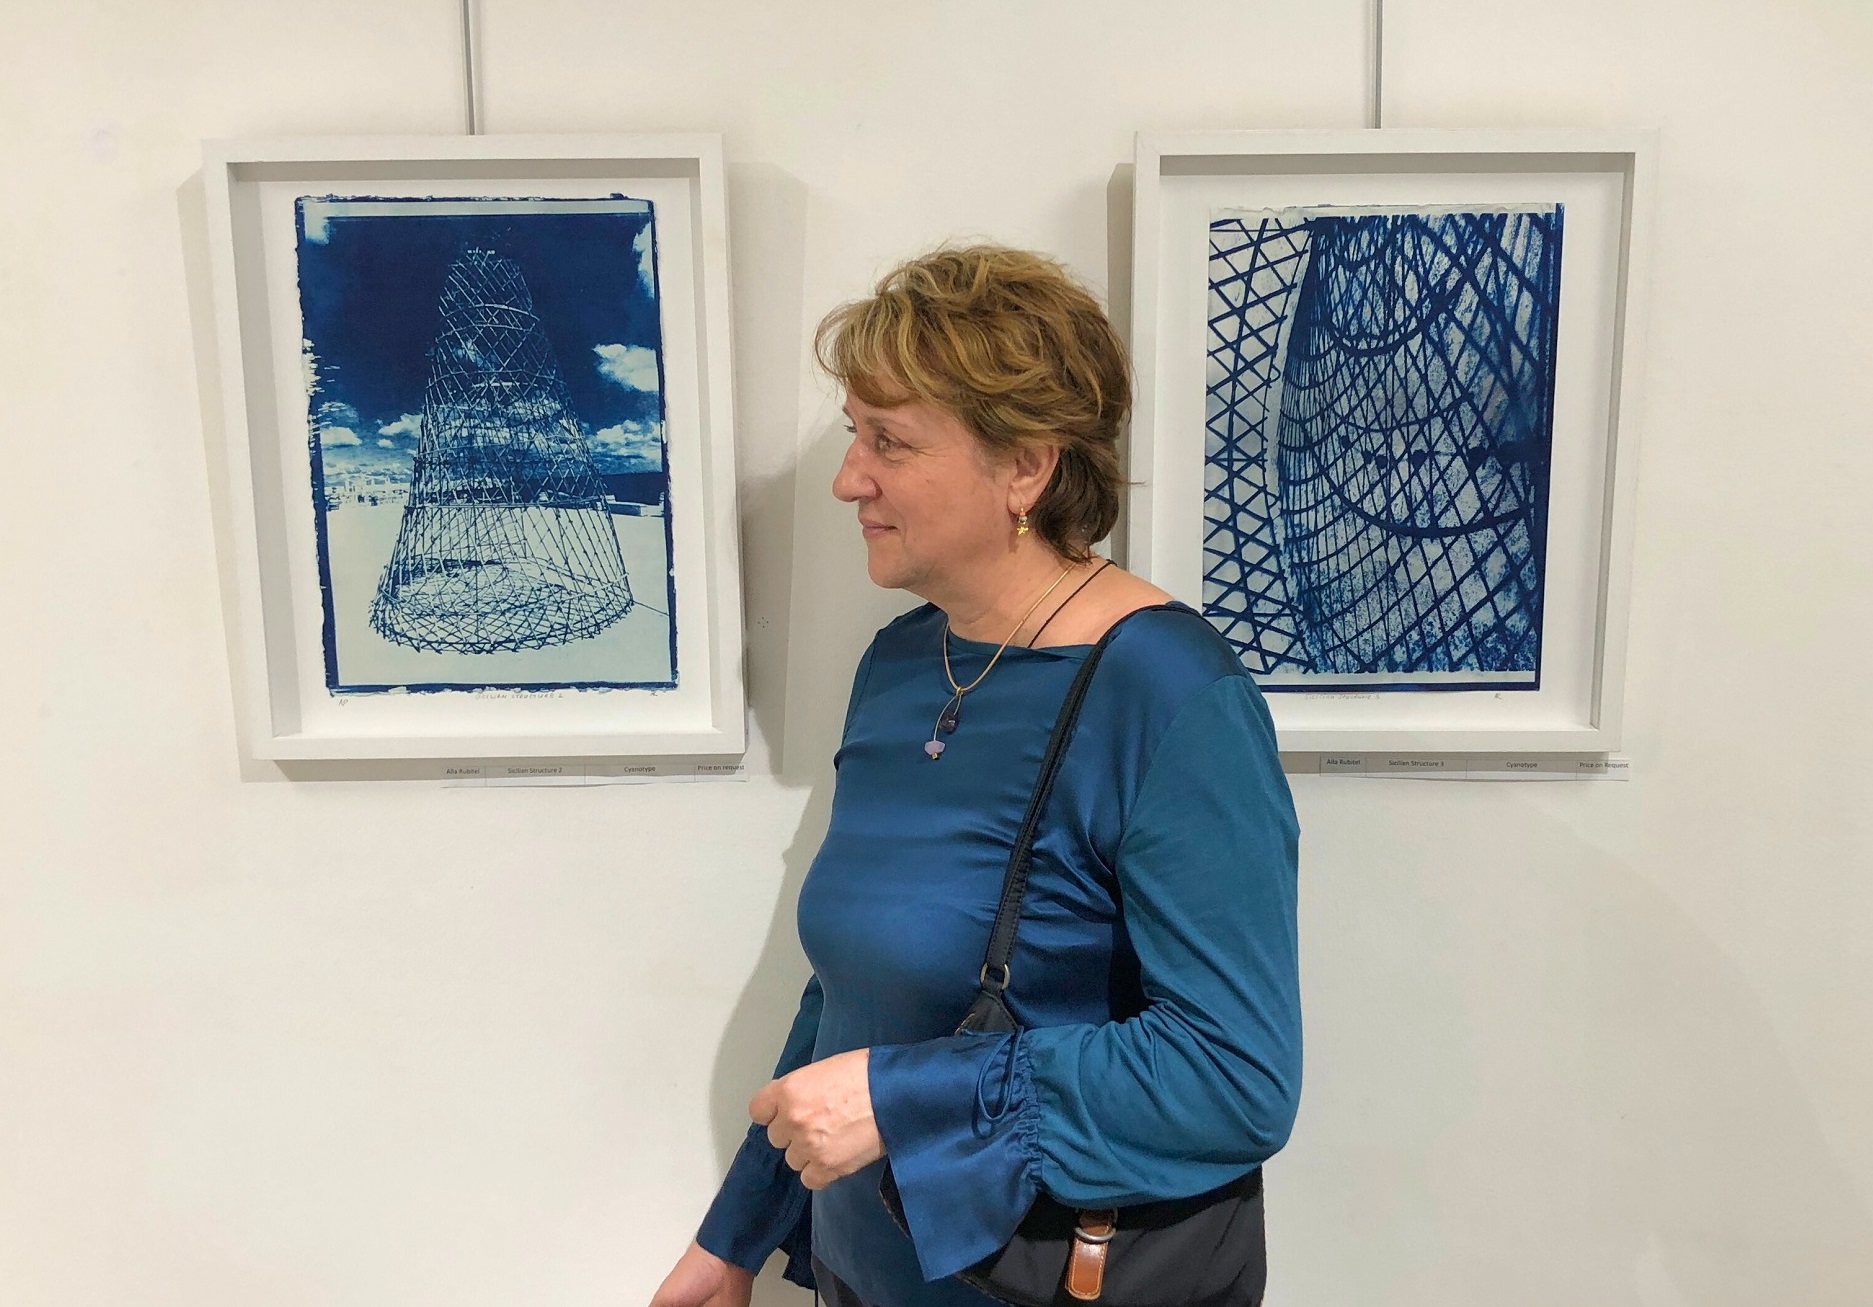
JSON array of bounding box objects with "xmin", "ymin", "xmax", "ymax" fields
[{"xmin": 843, "ymin": 420, "xmax": 902, "ymax": 455}]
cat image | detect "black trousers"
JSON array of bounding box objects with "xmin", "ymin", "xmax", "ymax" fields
[{"xmin": 810, "ymin": 1256, "xmax": 875, "ymax": 1307}]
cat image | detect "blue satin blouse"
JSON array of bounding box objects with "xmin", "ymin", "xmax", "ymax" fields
[{"xmin": 697, "ymin": 603, "xmax": 1302, "ymax": 1307}]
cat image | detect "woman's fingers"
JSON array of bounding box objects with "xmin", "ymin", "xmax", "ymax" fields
[
  {"xmin": 747, "ymin": 1078, "xmax": 779, "ymax": 1127},
  {"xmin": 649, "ymin": 1240, "xmax": 744, "ymax": 1307},
  {"xmin": 760, "ymin": 1050, "xmax": 883, "ymax": 1185},
  {"xmin": 702, "ymin": 1260, "xmax": 754, "ymax": 1307}
]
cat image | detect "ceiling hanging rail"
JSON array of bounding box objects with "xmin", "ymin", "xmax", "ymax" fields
[
  {"xmin": 1369, "ymin": 0, "xmax": 1385, "ymax": 129},
  {"xmin": 460, "ymin": 0, "xmax": 481, "ymax": 134}
]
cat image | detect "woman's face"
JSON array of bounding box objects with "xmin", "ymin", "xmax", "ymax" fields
[{"xmin": 831, "ymin": 390, "xmax": 1023, "ymax": 595}]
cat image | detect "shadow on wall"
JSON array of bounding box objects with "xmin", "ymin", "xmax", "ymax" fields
[
  {"xmin": 176, "ymin": 168, "xmax": 260, "ymax": 786},
  {"xmin": 1564, "ymin": 832, "xmax": 1873, "ymax": 1307},
  {"xmin": 705, "ymin": 407, "xmax": 914, "ymax": 1302},
  {"xmin": 1275, "ymin": 782, "xmax": 1873, "ymax": 1306},
  {"xmin": 726, "ymin": 161, "xmax": 811, "ymax": 776},
  {"xmin": 707, "ymin": 772, "xmax": 834, "ymax": 1304}
]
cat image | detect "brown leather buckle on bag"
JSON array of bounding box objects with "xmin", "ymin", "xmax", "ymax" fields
[{"xmin": 1064, "ymin": 1209, "xmax": 1119, "ymax": 1301}]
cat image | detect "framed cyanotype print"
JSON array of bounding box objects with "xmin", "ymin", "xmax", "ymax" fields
[
  {"xmin": 202, "ymin": 136, "xmax": 745, "ymax": 761},
  {"xmin": 300, "ymin": 195, "xmax": 675, "ymax": 693},
  {"xmin": 1204, "ymin": 202, "xmax": 1562, "ymax": 692},
  {"xmin": 1130, "ymin": 131, "xmax": 1653, "ymax": 752}
]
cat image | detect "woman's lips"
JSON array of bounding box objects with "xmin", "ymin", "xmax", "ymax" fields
[{"xmin": 859, "ymin": 519, "xmax": 894, "ymax": 538}]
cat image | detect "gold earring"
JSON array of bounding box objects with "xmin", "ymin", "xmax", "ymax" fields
[{"xmin": 1016, "ymin": 511, "xmax": 1031, "ymax": 536}]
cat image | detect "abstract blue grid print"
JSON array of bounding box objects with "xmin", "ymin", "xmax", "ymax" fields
[
  {"xmin": 1203, "ymin": 204, "xmax": 1564, "ymax": 691},
  {"xmin": 297, "ymin": 196, "xmax": 677, "ymax": 694}
]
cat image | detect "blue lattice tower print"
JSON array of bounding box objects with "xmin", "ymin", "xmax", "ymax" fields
[
  {"xmin": 371, "ymin": 247, "xmax": 635, "ymax": 653},
  {"xmin": 1204, "ymin": 215, "xmax": 1313, "ymax": 673},
  {"xmin": 1274, "ymin": 210, "xmax": 1561, "ymax": 674}
]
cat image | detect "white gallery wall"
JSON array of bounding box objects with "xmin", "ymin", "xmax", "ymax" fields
[{"xmin": 1, "ymin": 1, "xmax": 1869, "ymax": 1303}]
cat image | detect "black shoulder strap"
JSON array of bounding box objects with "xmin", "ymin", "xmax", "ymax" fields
[{"xmin": 955, "ymin": 604, "xmax": 1190, "ymax": 1035}]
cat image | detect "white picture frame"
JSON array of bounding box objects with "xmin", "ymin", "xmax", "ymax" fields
[
  {"xmin": 1128, "ymin": 129, "xmax": 1654, "ymax": 754},
  {"xmin": 201, "ymin": 134, "xmax": 746, "ymax": 761}
]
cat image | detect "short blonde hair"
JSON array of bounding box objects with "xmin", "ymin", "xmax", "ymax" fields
[{"xmin": 814, "ymin": 245, "xmax": 1129, "ymax": 561}]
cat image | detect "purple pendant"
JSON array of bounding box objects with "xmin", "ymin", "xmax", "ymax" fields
[
  {"xmin": 939, "ymin": 701, "xmax": 961, "ymax": 734},
  {"xmin": 924, "ymin": 739, "xmax": 946, "ymax": 760}
]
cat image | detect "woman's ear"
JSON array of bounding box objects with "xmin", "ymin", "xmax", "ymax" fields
[{"xmin": 1006, "ymin": 440, "xmax": 1062, "ymax": 514}]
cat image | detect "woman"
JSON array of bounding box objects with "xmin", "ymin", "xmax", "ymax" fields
[{"xmin": 651, "ymin": 246, "xmax": 1301, "ymax": 1307}]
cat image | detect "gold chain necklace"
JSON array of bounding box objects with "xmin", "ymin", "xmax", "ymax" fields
[{"xmin": 925, "ymin": 566, "xmax": 1073, "ymax": 760}]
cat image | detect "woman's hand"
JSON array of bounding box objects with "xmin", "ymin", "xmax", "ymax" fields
[
  {"xmin": 749, "ymin": 1047, "xmax": 883, "ymax": 1190},
  {"xmin": 648, "ymin": 1241, "xmax": 753, "ymax": 1307}
]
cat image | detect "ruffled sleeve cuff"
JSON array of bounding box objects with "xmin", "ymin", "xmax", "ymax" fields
[
  {"xmin": 868, "ymin": 1031, "xmax": 1040, "ymax": 1282},
  {"xmin": 695, "ymin": 1123, "xmax": 813, "ymax": 1284}
]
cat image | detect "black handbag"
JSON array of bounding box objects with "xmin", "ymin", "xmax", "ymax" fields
[{"xmin": 878, "ymin": 606, "xmax": 1268, "ymax": 1307}]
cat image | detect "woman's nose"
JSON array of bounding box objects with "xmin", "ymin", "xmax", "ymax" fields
[{"xmin": 831, "ymin": 438, "xmax": 869, "ymax": 503}]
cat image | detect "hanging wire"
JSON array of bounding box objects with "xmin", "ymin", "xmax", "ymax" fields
[
  {"xmin": 460, "ymin": 0, "xmax": 481, "ymax": 134},
  {"xmin": 1369, "ymin": 0, "xmax": 1385, "ymax": 129}
]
